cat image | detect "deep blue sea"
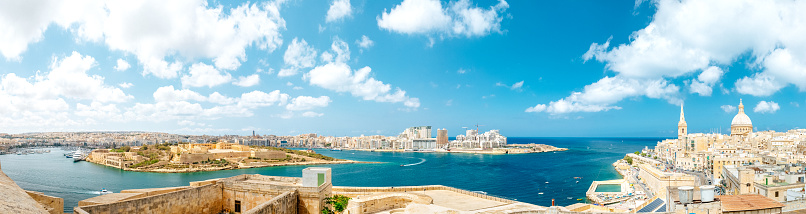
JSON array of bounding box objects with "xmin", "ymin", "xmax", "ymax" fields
[{"xmin": 0, "ymin": 137, "xmax": 662, "ymax": 212}]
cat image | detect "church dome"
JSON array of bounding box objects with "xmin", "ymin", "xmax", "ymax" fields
[{"xmin": 731, "ymin": 113, "xmax": 752, "ymax": 126}]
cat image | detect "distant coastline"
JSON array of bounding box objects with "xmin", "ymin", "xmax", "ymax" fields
[{"xmin": 340, "ymin": 143, "xmax": 567, "ymax": 154}]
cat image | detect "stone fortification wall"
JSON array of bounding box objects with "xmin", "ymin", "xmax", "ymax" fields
[
  {"xmin": 243, "ymin": 190, "xmax": 299, "ymax": 214},
  {"xmin": 333, "ymin": 185, "xmax": 517, "ymax": 204},
  {"xmin": 177, "ymin": 153, "xmax": 214, "ymax": 163},
  {"xmin": 74, "ymin": 183, "xmax": 223, "ymax": 214},
  {"xmin": 253, "ymin": 150, "xmax": 286, "ymax": 159},
  {"xmin": 220, "ymin": 174, "xmax": 329, "ymax": 214},
  {"xmin": 0, "ymin": 162, "xmax": 50, "ymax": 214},
  {"xmin": 25, "ymin": 191, "xmax": 64, "ymax": 214},
  {"xmin": 344, "ymin": 192, "xmax": 432, "ymax": 214}
]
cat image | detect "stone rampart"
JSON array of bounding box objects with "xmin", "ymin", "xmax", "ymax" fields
[
  {"xmin": 345, "ymin": 192, "xmax": 432, "ymax": 214},
  {"xmin": 178, "ymin": 153, "xmax": 214, "ymax": 163},
  {"xmin": 253, "ymin": 150, "xmax": 286, "ymax": 159},
  {"xmin": 333, "ymin": 185, "xmax": 517, "ymax": 204},
  {"xmin": 0, "ymin": 163, "xmax": 49, "ymax": 214},
  {"xmin": 74, "ymin": 183, "xmax": 223, "ymax": 214},
  {"xmin": 243, "ymin": 190, "xmax": 299, "ymax": 214},
  {"xmin": 25, "ymin": 190, "xmax": 64, "ymax": 214}
]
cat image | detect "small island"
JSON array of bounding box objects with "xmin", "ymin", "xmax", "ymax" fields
[{"xmin": 86, "ymin": 142, "xmax": 362, "ymax": 173}]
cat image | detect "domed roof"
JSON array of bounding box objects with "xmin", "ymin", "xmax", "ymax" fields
[
  {"xmin": 731, "ymin": 99, "xmax": 752, "ymax": 127},
  {"xmin": 731, "ymin": 113, "xmax": 752, "ymax": 126}
]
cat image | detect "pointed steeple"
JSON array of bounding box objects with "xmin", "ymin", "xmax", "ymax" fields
[
  {"xmin": 680, "ymin": 104, "xmax": 686, "ymax": 123},
  {"xmin": 738, "ymin": 99, "xmax": 744, "ymax": 114},
  {"xmin": 678, "ymin": 103, "xmax": 686, "ymax": 126}
]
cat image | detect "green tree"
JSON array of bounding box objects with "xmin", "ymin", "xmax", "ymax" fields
[
  {"xmin": 321, "ymin": 195, "xmax": 350, "ymax": 214},
  {"xmin": 624, "ymin": 155, "xmax": 633, "ymax": 165}
]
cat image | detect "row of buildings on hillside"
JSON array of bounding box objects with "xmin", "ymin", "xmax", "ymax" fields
[{"xmin": 641, "ymin": 99, "xmax": 806, "ymax": 205}]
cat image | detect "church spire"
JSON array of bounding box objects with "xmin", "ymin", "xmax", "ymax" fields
[
  {"xmin": 679, "ymin": 103, "xmax": 686, "ymax": 123},
  {"xmin": 738, "ymin": 99, "xmax": 744, "ymax": 114}
]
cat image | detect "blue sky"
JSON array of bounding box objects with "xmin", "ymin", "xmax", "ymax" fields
[{"xmin": 0, "ymin": 0, "xmax": 804, "ymax": 137}]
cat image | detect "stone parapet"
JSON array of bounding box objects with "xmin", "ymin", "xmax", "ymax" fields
[
  {"xmin": 345, "ymin": 192, "xmax": 432, "ymax": 214},
  {"xmin": 25, "ymin": 191, "xmax": 64, "ymax": 214},
  {"xmin": 333, "ymin": 185, "xmax": 518, "ymax": 204},
  {"xmin": 75, "ymin": 183, "xmax": 223, "ymax": 214},
  {"xmin": 243, "ymin": 190, "xmax": 299, "ymax": 214}
]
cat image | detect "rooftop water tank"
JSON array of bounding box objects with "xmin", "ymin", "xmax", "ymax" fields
[
  {"xmin": 700, "ymin": 185, "xmax": 715, "ymax": 202},
  {"xmin": 678, "ymin": 186, "xmax": 694, "ymax": 204}
]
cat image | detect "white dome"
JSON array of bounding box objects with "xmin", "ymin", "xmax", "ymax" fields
[{"xmin": 731, "ymin": 113, "xmax": 752, "ymax": 126}]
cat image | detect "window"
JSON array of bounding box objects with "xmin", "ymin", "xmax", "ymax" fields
[
  {"xmin": 775, "ymin": 191, "xmax": 779, "ymax": 197},
  {"xmin": 235, "ymin": 200, "xmax": 241, "ymax": 212}
]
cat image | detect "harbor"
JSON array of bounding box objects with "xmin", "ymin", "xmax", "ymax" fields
[{"xmin": 0, "ymin": 137, "xmax": 654, "ymax": 211}]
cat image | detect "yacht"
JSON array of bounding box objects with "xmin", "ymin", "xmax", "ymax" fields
[
  {"xmin": 73, "ymin": 151, "xmax": 84, "ymax": 162},
  {"xmin": 100, "ymin": 188, "xmax": 111, "ymax": 195}
]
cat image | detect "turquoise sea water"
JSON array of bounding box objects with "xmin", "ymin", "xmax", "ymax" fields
[{"xmin": 0, "ymin": 137, "xmax": 662, "ymax": 212}]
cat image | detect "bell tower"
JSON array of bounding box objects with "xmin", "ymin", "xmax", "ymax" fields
[{"xmin": 678, "ymin": 104, "xmax": 687, "ymax": 139}]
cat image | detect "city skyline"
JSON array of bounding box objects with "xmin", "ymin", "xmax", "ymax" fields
[{"xmin": 1, "ymin": 0, "xmax": 805, "ymax": 137}]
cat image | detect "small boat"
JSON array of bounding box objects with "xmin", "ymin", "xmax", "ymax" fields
[
  {"xmin": 538, "ymin": 192, "xmax": 544, "ymax": 195},
  {"xmin": 100, "ymin": 188, "xmax": 111, "ymax": 195},
  {"xmin": 545, "ymin": 182, "xmax": 549, "ymax": 184},
  {"xmin": 330, "ymin": 148, "xmax": 342, "ymax": 151},
  {"xmin": 471, "ymin": 191, "xmax": 487, "ymax": 195},
  {"xmin": 577, "ymin": 198, "xmax": 584, "ymax": 201},
  {"xmin": 576, "ymin": 181, "xmax": 579, "ymax": 183},
  {"xmin": 567, "ymin": 197, "xmax": 573, "ymax": 200}
]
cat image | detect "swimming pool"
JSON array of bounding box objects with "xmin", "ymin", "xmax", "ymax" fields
[{"xmin": 594, "ymin": 184, "xmax": 622, "ymax": 192}]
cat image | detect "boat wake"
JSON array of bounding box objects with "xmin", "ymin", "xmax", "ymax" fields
[{"xmin": 401, "ymin": 158, "xmax": 426, "ymax": 167}]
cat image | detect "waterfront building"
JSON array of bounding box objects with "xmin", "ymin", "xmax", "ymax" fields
[
  {"xmin": 452, "ymin": 129, "xmax": 507, "ymax": 149},
  {"xmin": 437, "ymin": 129, "xmax": 448, "ymax": 148}
]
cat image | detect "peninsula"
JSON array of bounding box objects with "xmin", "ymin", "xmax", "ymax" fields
[{"xmin": 86, "ymin": 142, "xmax": 362, "ymax": 173}]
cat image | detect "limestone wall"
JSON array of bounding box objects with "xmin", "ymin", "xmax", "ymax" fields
[
  {"xmin": 0, "ymin": 163, "xmax": 49, "ymax": 214},
  {"xmin": 344, "ymin": 192, "xmax": 432, "ymax": 214},
  {"xmin": 243, "ymin": 190, "xmax": 299, "ymax": 214},
  {"xmin": 74, "ymin": 183, "xmax": 223, "ymax": 214},
  {"xmin": 25, "ymin": 191, "xmax": 64, "ymax": 214},
  {"xmin": 333, "ymin": 185, "xmax": 518, "ymax": 204},
  {"xmin": 177, "ymin": 153, "xmax": 214, "ymax": 163},
  {"xmin": 253, "ymin": 150, "xmax": 286, "ymax": 159}
]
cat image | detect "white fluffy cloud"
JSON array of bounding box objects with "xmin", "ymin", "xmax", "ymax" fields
[
  {"xmin": 583, "ymin": 0, "xmax": 806, "ymax": 97},
  {"xmin": 307, "ymin": 63, "xmax": 420, "ymax": 108},
  {"xmin": 286, "ymin": 96, "xmax": 331, "ymax": 111},
  {"xmin": 301, "ymin": 111, "xmax": 324, "ymax": 117},
  {"xmin": 0, "ymin": 52, "xmax": 132, "ymax": 129},
  {"xmin": 118, "ymin": 82, "xmax": 133, "ymax": 88},
  {"xmin": 356, "ymin": 35, "xmax": 374, "ymax": 50},
  {"xmin": 377, "ymin": 0, "xmax": 509, "ymax": 38},
  {"xmin": 526, "ymin": 76, "xmax": 679, "ymax": 114},
  {"xmin": 181, "ymin": 63, "xmax": 233, "ymax": 88},
  {"xmin": 720, "ymin": 105, "xmax": 737, "ymax": 113},
  {"xmin": 689, "ymin": 66, "xmax": 724, "ymax": 96},
  {"xmin": 233, "ymin": 74, "xmax": 260, "ymax": 87},
  {"xmin": 0, "ymin": 0, "xmax": 286, "ymax": 79},
  {"xmin": 114, "ymin": 58, "xmax": 131, "ymax": 71},
  {"xmin": 279, "ymin": 38, "xmax": 318, "ymax": 77},
  {"xmin": 304, "ymin": 38, "xmax": 419, "ymax": 109},
  {"xmin": 534, "ymin": 0, "xmax": 806, "ymax": 115},
  {"xmin": 326, "ymin": 0, "xmax": 352, "ymax": 23},
  {"xmin": 237, "ymin": 90, "xmax": 290, "ymax": 108},
  {"xmin": 754, "ymin": 101, "xmax": 780, "ymax": 114}
]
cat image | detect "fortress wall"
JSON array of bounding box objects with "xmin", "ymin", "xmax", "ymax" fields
[
  {"xmin": 333, "ymin": 185, "xmax": 518, "ymax": 204},
  {"xmin": 345, "ymin": 193, "xmax": 433, "ymax": 214},
  {"xmin": 25, "ymin": 191, "xmax": 64, "ymax": 214},
  {"xmin": 75, "ymin": 183, "xmax": 223, "ymax": 214},
  {"xmin": 243, "ymin": 190, "xmax": 299, "ymax": 214},
  {"xmin": 178, "ymin": 153, "xmax": 214, "ymax": 163},
  {"xmin": 0, "ymin": 162, "xmax": 50, "ymax": 214},
  {"xmin": 253, "ymin": 151, "xmax": 286, "ymax": 159}
]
